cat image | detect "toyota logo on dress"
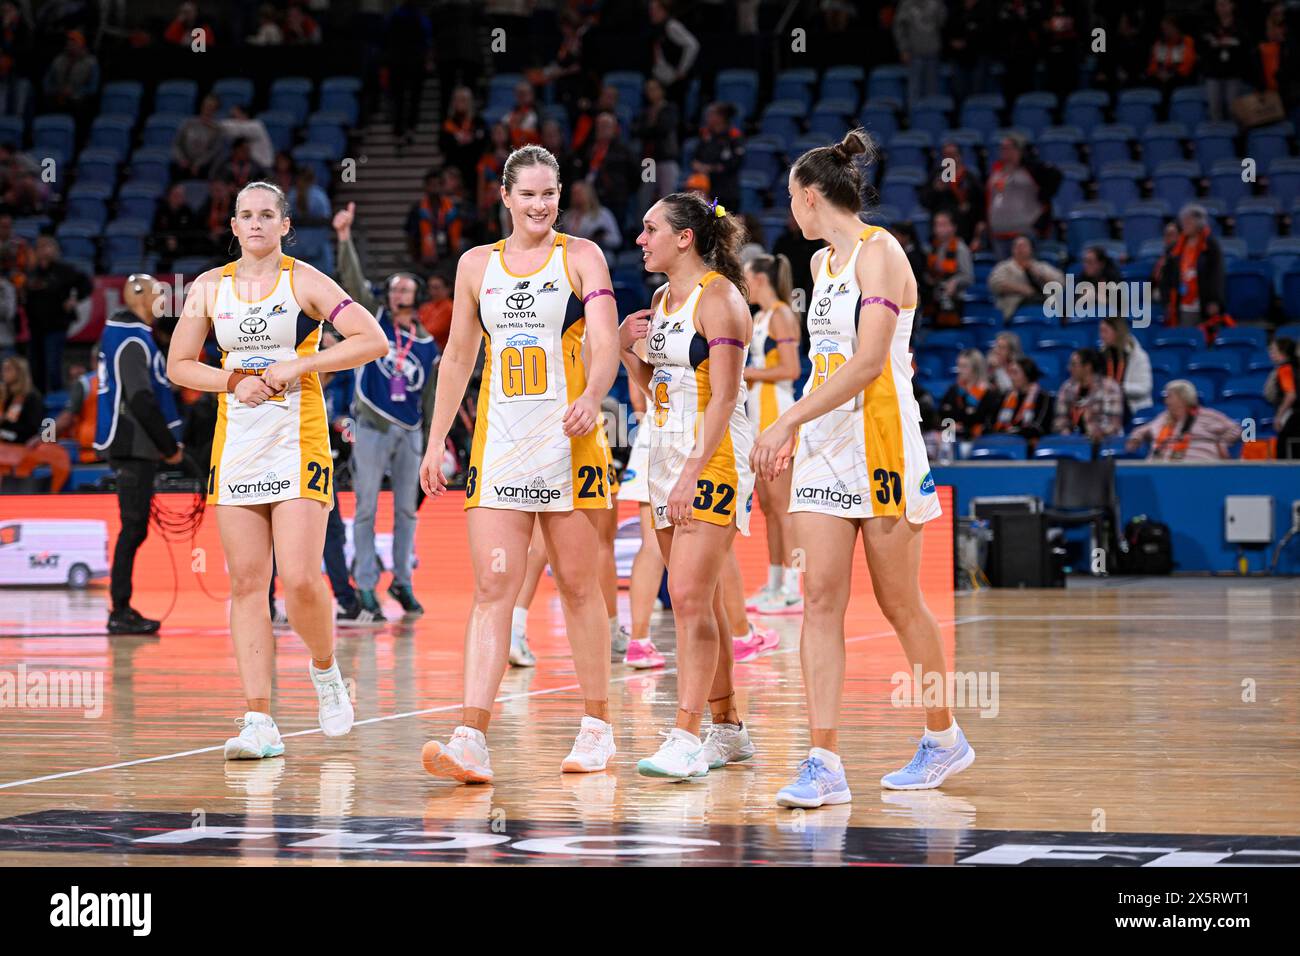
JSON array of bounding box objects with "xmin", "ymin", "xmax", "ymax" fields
[
  {"xmin": 240, "ymin": 316, "xmax": 268, "ymax": 335},
  {"xmin": 506, "ymin": 292, "xmax": 534, "ymax": 311},
  {"xmin": 650, "ymin": 332, "xmax": 666, "ymax": 351},
  {"xmin": 814, "ymin": 297, "xmax": 832, "ymax": 317}
]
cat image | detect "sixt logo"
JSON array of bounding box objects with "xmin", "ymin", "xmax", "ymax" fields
[
  {"xmin": 28, "ymin": 552, "xmax": 60, "ymax": 569},
  {"xmin": 269, "ymin": 302, "xmax": 288, "ymax": 317}
]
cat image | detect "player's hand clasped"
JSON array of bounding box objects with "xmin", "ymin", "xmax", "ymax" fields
[
  {"xmin": 233, "ymin": 373, "xmax": 279, "ymax": 407},
  {"xmin": 750, "ymin": 416, "xmax": 796, "ymax": 482}
]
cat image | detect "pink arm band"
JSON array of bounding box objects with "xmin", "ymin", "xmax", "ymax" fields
[
  {"xmin": 861, "ymin": 295, "xmax": 900, "ymax": 315},
  {"xmin": 583, "ymin": 288, "xmax": 614, "ymax": 304},
  {"xmin": 328, "ymin": 298, "xmax": 354, "ymax": 323},
  {"xmin": 709, "ymin": 337, "xmax": 746, "ymax": 348}
]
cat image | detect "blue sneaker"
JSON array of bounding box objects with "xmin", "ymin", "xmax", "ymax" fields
[
  {"xmin": 775, "ymin": 755, "xmax": 852, "ymax": 808},
  {"xmin": 880, "ymin": 730, "xmax": 976, "ymax": 790}
]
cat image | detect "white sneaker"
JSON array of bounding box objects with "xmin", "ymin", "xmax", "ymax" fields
[
  {"xmin": 509, "ymin": 632, "xmax": 536, "ymax": 667},
  {"xmin": 702, "ymin": 722, "xmax": 756, "ymax": 769},
  {"xmin": 636, "ymin": 728, "xmax": 709, "ymax": 779},
  {"xmin": 223, "ymin": 711, "xmax": 285, "ymax": 760},
  {"xmin": 422, "ymin": 725, "xmax": 494, "ymax": 784},
  {"xmin": 610, "ymin": 625, "xmax": 631, "ymax": 662},
  {"xmin": 561, "ymin": 715, "xmax": 616, "ymax": 772},
  {"xmin": 745, "ymin": 585, "xmax": 776, "ymax": 612},
  {"xmin": 756, "ymin": 588, "xmax": 803, "ymax": 615},
  {"xmin": 309, "ymin": 662, "xmax": 355, "ymax": 737}
]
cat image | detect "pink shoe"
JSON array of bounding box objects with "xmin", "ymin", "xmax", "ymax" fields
[
  {"xmin": 733, "ymin": 630, "xmax": 764, "ymax": 663},
  {"xmin": 623, "ymin": 638, "xmax": 665, "ymax": 669},
  {"xmin": 754, "ymin": 624, "xmax": 780, "ymax": 652}
]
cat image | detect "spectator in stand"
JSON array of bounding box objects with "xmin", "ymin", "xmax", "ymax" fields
[
  {"xmin": 476, "ymin": 123, "xmax": 511, "ymax": 240},
  {"xmin": 173, "ymin": 95, "xmax": 223, "ymax": 180},
  {"xmin": 1148, "ymin": 14, "xmax": 1197, "ymax": 93},
  {"xmin": 938, "ymin": 348, "xmax": 1002, "ymax": 439},
  {"xmin": 0, "ymin": 355, "xmax": 70, "ymax": 492},
  {"xmin": 564, "ymin": 180, "xmax": 622, "ymax": 254},
  {"xmin": 634, "ymin": 77, "xmax": 681, "ymax": 211},
  {"xmin": 0, "ymin": 155, "xmax": 40, "ymax": 216},
  {"xmin": 1099, "ymin": 315, "xmax": 1153, "ymax": 414},
  {"xmin": 164, "ymin": 1, "xmax": 215, "ymax": 48},
  {"xmin": 920, "ymin": 141, "xmax": 986, "ymax": 247},
  {"xmin": 1254, "ymin": 2, "xmax": 1286, "ymax": 95},
  {"xmin": 1, "ymin": 2, "xmax": 32, "ymax": 90},
  {"xmin": 986, "ymin": 134, "xmax": 1060, "ymax": 257},
  {"xmin": 419, "ymin": 272, "xmax": 454, "ymax": 350},
  {"xmin": 1041, "ymin": 0, "xmax": 1085, "ymax": 101},
  {"xmin": 1126, "ymin": 379, "xmax": 1241, "ymax": 460},
  {"xmin": 649, "ymin": 0, "xmax": 699, "ymax": 106},
  {"xmin": 439, "ymin": 86, "xmax": 489, "ymax": 191},
  {"xmin": 1076, "ymin": 244, "xmax": 1123, "ymax": 308},
  {"xmin": 1094, "ymin": 8, "xmax": 1154, "ymax": 94},
  {"xmin": 945, "ymin": 0, "xmax": 994, "ymax": 102},
  {"xmin": 54, "ymin": 360, "xmax": 96, "ymax": 463},
  {"xmin": 0, "ymin": 212, "xmax": 30, "ymax": 287},
  {"xmin": 219, "ymin": 104, "xmax": 274, "ymax": 171},
  {"xmin": 993, "ymin": 355, "xmax": 1054, "ymax": 439},
  {"xmin": 152, "ymin": 183, "xmax": 200, "ymax": 271},
  {"xmin": 893, "ymin": 0, "xmax": 947, "ymax": 109},
  {"xmin": 890, "ymin": 221, "xmax": 932, "ymax": 316},
  {"xmin": 246, "ymin": 3, "xmax": 284, "ymax": 45},
  {"xmin": 383, "ymin": 0, "xmax": 433, "ymax": 148},
  {"xmin": 283, "ymin": 2, "xmax": 322, "ymax": 44},
  {"xmin": 42, "ymin": 30, "xmax": 98, "ymax": 122},
  {"xmin": 220, "ymin": 137, "xmax": 267, "ymax": 189},
  {"xmin": 540, "ymin": 9, "xmax": 595, "ymax": 117},
  {"xmin": 0, "ymin": 272, "xmax": 14, "ymax": 361},
  {"xmin": 1201, "ymin": 0, "xmax": 1250, "ymax": 122},
  {"xmin": 989, "ymin": 235, "xmax": 1066, "ymax": 319},
  {"xmin": 924, "ymin": 210, "xmax": 973, "ymax": 327},
  {"xmin": 288, "ymin": 165, "xmax": 335, "ymax": 274},
  {"xmin": 270, "ymin": 150, "xmax": 295, "ymax": 193},
  {"xmin": 539, "ymin": 120, "xmax": 571, "ymax": 188},
  {"xmin": 507, "ymin": 80, "xmax": 541, "ymax": 148},
  {"xmin": 1054, "ymin": 347, "xmax": 1125, "ymax": 438},
  {"xmin": 1266, "ymin": 337, "xmax": 1298, "ymax": 458},
  {"xmin": 692, "ymin": 102, "xmax": 745, "ymax": 213},
  {"xmin": 405, "ymin": 168, "xmax": 468, "ymax": 270},
  {"xmin": 1159, "ymin": 203, "xmax": 1224, "ymax": 328},
  {"xmin": 197, "ymin": 177, "xmax": 234, "ymax": 256},
  {"xmin": 580, "ymin": 112, "xmax": 633, "ymax": 225},
  {"xmin": 993, "ymin": 0, "xmax": 1044, "ymax": 104},
  {"xmin": 986, "ymin": 330, "xmax": 1023, "ymax": 393},
  {"xmin": 23, "ymin": 237, "xmax": 91, "ymax": 393}
]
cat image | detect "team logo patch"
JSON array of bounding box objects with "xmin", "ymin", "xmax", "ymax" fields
[
  {"xmin": 919, "ymin": 472, "xmax": 936, "ymax": 495},
  {"xmin": 269, "ymin": 303, "xmax": 288, "ymax": 318},
  {"xmin": 540, "ymin": 280, "xmax": 560, "ymax": 293}
]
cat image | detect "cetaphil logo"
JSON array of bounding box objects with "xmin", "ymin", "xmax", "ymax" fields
[
  {"xmin": 814, "ymin": 297, "xmax": 832, "ymax": 317},
  {"xmin": 506, "ymin": 292, "xmax": 535, "ymax": 312},
  {"xmin": 794, "ymin": 479, "xmax": 862, "ymax": 510},
  {"xmin": 622, "ymin": 467, "xmax": 638, "ymax": 482},
  {"xmin": 492, "ymin": 475, "xmax": 561, "ymax": 504},
  {"xmin": 227, "ymin": 470, "xmax": 291, "ymax": 498},
  {"xmin": 268, "ymin": 302, "xmax": 288, "ymax": 318},
  {"xmin": 919, "ymin": 472, "xmax": 936, "ymax": 495},
  {"xmin": 240, "ymin": 315, "xmax": 268, "ymax": 335},
  {"xmin": 540, "ymin": 280, "xmax": 560, "ymax": 293}
]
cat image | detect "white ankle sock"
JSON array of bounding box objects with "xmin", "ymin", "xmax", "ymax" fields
[
  {"xmin": 511, "ymin": 607, "xmax": 527, "ymax": 635},
  {"xmin": 809, "ymin": 747, "xmax": 841, "ymax": 771},
  {"xmin": 608, "ymin": 615, "xmax": 621, "ymax": 638},
  {"xmin": 782, "ymin": 567, "xmax": 801, "ymax": 594},
  {"xmin": 923, "ymin": 721, "xmax": 959, "ymax": 748},
  {"xmin": 767, "ymin": 565, "xmax": 782, "ymax": 590},
  {"xmin": 456, "ymin": 725, "xmax": 487, "ymax": 747}
]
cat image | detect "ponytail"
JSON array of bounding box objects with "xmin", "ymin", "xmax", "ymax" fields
[
  {"xmin": 748, "ymin": 252, "xmax": 793, "ymax": 306},
  {"xmin": 657, "ymin": 192, "xmax": 748, "ymax": 298}
]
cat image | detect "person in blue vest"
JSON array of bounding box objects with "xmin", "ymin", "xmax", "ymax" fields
[
  {"xmin": 93, "ymin": 274, "xmax": 185, "ymax": 635},
  {"xmin": 336, "ymin": 210, "xmax": 440, "ymax": 618}
]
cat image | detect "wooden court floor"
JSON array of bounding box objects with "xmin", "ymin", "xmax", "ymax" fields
[{"xmin": 0, "ymin": 573, "xmax": 1296, "ymax": 866}]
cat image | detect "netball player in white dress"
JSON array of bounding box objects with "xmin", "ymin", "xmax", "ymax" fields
[
  {"xmin": 751, "ymin": 132, "xmax": 974, "ymax": 807},
  {"xmin": 168, "ymin": 181, "xmax": 389, "ymax": 759},
  {"xmin": 417, "ymin": 145, "xmax": 621, "ymax": 783}
]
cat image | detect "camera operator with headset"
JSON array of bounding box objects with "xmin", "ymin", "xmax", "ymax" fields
[
  {"xmin": 93, "ymin": 274, "xmax": 185, "ymax": 635},
  {"xmin": 333, "ymin": 202, "xmax": 440, "ymax": 621}
]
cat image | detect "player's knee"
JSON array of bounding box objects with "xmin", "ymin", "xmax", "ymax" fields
[
  {"xmin": 667, "ymin": 581, "xmax": 711, "ymax": 619},
  {"xmin": 802, "ymin": 578, "xmax": 846, "ymax": 616},
  {"xmin": 229, "ymin": 567, "xmax": 271, "ymax": 599},
  {"xmin": 473, "ymin": 573, "xmax": 520, "ymax": 606},
  {"xmin": 280, "ymin": 573, "xmax": 324, "ymax": 605},
  {"xmin": 552, "ymin": 568, "xmax": 596, "ymax": 605}
]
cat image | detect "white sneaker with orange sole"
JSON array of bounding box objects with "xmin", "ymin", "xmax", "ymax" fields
[{"xmin": 421, "ymin": 726, "xmax": 494, "ymax": 784}]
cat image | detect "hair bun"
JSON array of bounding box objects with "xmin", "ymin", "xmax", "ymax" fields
[{"xmin": 838, "ymin": 129, "xmax": 869, "ymax": 159}]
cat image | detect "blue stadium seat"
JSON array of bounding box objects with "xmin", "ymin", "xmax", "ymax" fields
[
  {"xmin": 75, "ymin": 148, "xmax": 119, "ymax": 187},
  {"xmin": 154, "ymin": 79, "xmax": 197, "ymax": 115},
  {"xmin": 1115, "ymin": 88, "xmax": 1160, "ymax": 131},
  {"xmin": 1088, "ymin": 125, "xmax": 1135, "ymax": 170},
  {"xmin": 1122, "ymin": 200, "xmax": 1169, "ymax": 258},
  {"xmin": 88, "ymin": 115, "xmax": 133, "ymax": 162},
  {"xmin": 879, "ymin": 167, "xmax": 925, "ymax": 209},
  {"xmin": 269, "ymin": 77, "xmax": 312, "ymax": 126},
  {"xmin": 959, "ymin": 94, "xmax": 1002, "ymax": 137},
  {"xmin": 1033, "ymin": 435, "xmax": 1094, "ymax": 461},
  {"xmin": 1097, "ymin": 161, "xmax": 1144, "ymax": 206},
  {"xmin": 808, "ymin": 98, "xmax": 856, "ymax": 139},
  {"xmin": 922, "ymin": 329, "xmax": 977, "ymax": 351},
  {"xmin": 970, "ymin": 435, "xmax": 1028, "ymax": 460},
  {"xmin": 319, "ymin": 78, "xmax": 360, "ymax": 125},
  {"xmin": 867, "ymin": 65, "xmax": 907, "ymax": 104},
  {"xmin": 142, "ymin": 113, "xmax": 185, "ymax": 149},
  {"xmin": 1185, "ymin": 356, "xmax": 1234, "ymax": 391},
  {"xmin": 885, "ymin": 130, "xmax": 931, "ymax": 170},
  {"xmin": 1038, "ymin": 125, "xmax": 1083, "ymax": 166},
  {"xmin": 603, "ymin": 71, "xmax": 645, "ymax": 111},
  {"xmin": 1191, "ymin": 121, "xmax": 1237, "ymax": 169},
  {"xmin": 1208, "ymin": 157, "xmax": 1251, "ymax": 208},
  {"xmin": 1281, "ymin": 273, "xmax": 1300, "ymax": 320},
  {"xmin": 100, "ymin": 80, "xmax": 142, "ymax": 117},
  {"xmin": 117, "ymin": 181, "xmax": 164, "ymax": 222},
  {"xmin": 212, "ymin": 77, "xmax": 255, "ymax": 112},
  {"xmin": 1009, "ymin": 312, "xmax": 1054, "ymax": 333},
  {"xmin": 743, "ymin": 141, "xmax": 780, "ymax": 182},
  {"xmin": 305, "ymin": 112, "xmax": 348, "ymax": 156},
  {"xmin": 104, "ymin": 218, "xmax": 149, "ymax": 261},
  {"xmin": 1099, "ymin": 435, "xmax": 1145, "ymax": 459},
  {"xmin": 1268, "ymin": 156, "xmax": 1300, "ymax": 209},
  {"xmin": 1246, "ymin": 124, "xmax": 1291, "ymax": 174},
  {"xmin": 11, "ymin": 217, "xmax": 48, "ymax": 242},
  {"xmin": 760, "ymin": 100, "xmax": 803, "ymax": 141},
  {"xmin": 1184, "ymin": 373, "xmax": 1220, "ymax": 403},
  {"xmin": 910, "ymin": 95, "xmax": 953, "ymax": 139},
  {"xmin": 0, "ymin": 115, "xmax": 22, "ymax": 147},
  {"xmin": 820, "ymin": 65, "xmax": 865, "ymax": 106},
  {"xmin": 171, "ymin": 256, "xmax": 213, "ymax": 279},
  {"xmin": 715, "ymin": 69, "xmax": 759, "ymax": 122},
  {"xmin": 1011, "ymin": 91, "xmax": 1056, "ymax": 135},
  {"xmin": 55, "ymin": 220, "xmax": 98, "ymax": 262},
  {"xmin": 1225, "ymin": 261, "xmax": 1272, "ymax": 320},
  {"xmin": 1234, "ymin": 198, "xmax": 1279, "ymax": 257},
  {"xmin": 773, "ymin": 68, "xmax": 816, "ymax": 107},
  {"xmin": 1063, "ymin": 89, "xmax": 1107, "ymax": 133},
  {"xmin": 256, "ymin": 111, "xmax": 296, "ymax": 154},
  {"xmin": 1052, "ymin": 162, "xmax": 1088, "ymax": 215},
  {"xmin": 66, "ymin": 183, "xmax": 111, "ymax": 228},
  {"xmin": 1038, "ymin": 328, "xmax": 1092, "ymax": 351},
  {"xmin": 857, "ymin": 99, "xmax": 898, "ymax": 143},
  {"xmin": 292, "ymin": 143, "xmax": 335, "ymax": 183},
  {"xmin": 1141, "ymin": 123, "xmax": 1187, "ymax": 173},
  {"xmin": 1170, "ymin": 86, "xmax": 1208, "ymax": 127},
  {"xmin": 1218, "ymin": 237, "xmax": 1248, "ymax": 262},
  {"xmin": 1151, "ymin": 160, "xmax": 1199, "ymax": 208},
  {"xmin": 33, "ymin": 114, "xmax": 75, "ymax": 159},
  {"xmin": 1066, "ymin": 205, "xmax": 1112, "ymax": 257}
]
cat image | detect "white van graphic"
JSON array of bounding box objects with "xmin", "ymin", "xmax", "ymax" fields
[{"xmin": 0, "ymin": 520, "xmax": 110, "ymax": 588}]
